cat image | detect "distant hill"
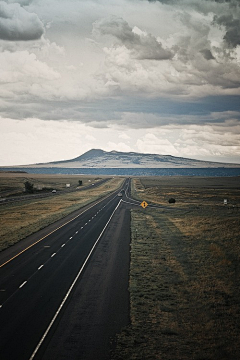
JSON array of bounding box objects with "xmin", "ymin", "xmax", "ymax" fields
[{"xmin": 27, "ymin": 149, "xmax": 240, "ymax": 168}]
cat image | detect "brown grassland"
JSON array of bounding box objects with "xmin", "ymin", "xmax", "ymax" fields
[
  {"xmin": 0, "ymin": 172, "xmax": 103, "ymax": 197},
  {"xmin": 113, "ymin": 176, "xmax": 240, "ymax": 360},
  {"xmin": 0, "ymin": 173, "xmax": 123, "ymax": 252}
]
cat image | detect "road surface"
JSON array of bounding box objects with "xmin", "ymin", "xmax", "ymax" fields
[
  {"xmin": 0, "ymin": 178, "xmax": 111, "ymax": 206},
  {"xmin": 0, "ymin": 178, "xmax": 133, "ymax": 360}
]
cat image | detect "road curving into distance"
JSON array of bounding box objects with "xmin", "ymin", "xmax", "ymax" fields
[{"xmin": 0, "ymin": 178, "xmax": 136, "ymax": 360}]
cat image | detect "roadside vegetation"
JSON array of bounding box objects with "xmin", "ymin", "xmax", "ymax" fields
[
  {"xmin": 0, "ymin": 174, "xmax": 123, "ymax": 251},
  {"xmin": 113, "ymin": 176, "xmax": 240, "ymax": 360},
  {"xmin": 0, "ymin": 172, "xmax": 101, "ymax": 197}
]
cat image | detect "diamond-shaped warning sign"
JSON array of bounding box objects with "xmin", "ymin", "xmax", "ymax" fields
[{"xmin": 141, "ymin": 201, "xmax": 148, "ymax": 209}]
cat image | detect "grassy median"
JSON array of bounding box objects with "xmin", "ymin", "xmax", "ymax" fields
[
  {"xmin": 0, "ymin": 174, "xmax": 123, "ymax": 251},
  {"xmin": 113, "ymin": 176, "xmax": 240, "ymax": 360}
]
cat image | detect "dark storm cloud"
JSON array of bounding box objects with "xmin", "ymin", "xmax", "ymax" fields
[
  {"xmin": 213, "ymin": 14, "xmax": 240, "ymax": 47},
  {"xmin": 1, "ymin": 94, "xmax": 239, "ymax": 128},
  {"xmin": 0, "ymin": 1, "xmax": 44, "ymax": 41}
]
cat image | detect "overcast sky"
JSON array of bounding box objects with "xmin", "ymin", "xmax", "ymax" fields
[{"xmin": 0, "ymin": 0, "xmax": 240, "ymax": 165}]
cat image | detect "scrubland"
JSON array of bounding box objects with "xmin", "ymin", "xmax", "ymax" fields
[
  {"xmin": 114, "ymin": 176, "xmax": 240, "ymax": 360},
  {"xmin": 0, "ymin": 173, "xmax": 123, "ymax": 251},
  {"xmin": 0, "ymin": 172, "xmax": 101, "ymax": 197}
]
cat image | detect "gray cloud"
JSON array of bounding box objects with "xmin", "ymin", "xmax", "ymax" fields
[
  {"xmin": 147, "ymin": 0, "xmax": 239, "ymax": 4},
  {"xmin": 0, "ymin": 1, "xmax": 44, "ymax": 41},
  {"xmin": 200, "ymin": 48, "xmax": 215, "ymax": 60},
  {"xmin": 213, "ymin": 14, "xmax": 240, "ymax": 47},
  {"xmin": 148, "ymin": 0, "xmax": 240, "ymax": 49},
  {"xmin": 6, "ymin": 0, "xmax": 33, "ymax": 5},
  {"xmin": 93, "ymin": 16, "xmax": 173, "ymax": 60}
]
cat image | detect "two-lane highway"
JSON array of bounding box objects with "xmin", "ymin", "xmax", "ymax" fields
[{"xmin": 0, "ymin": 178, "xmax": 131, "ymax": 360}]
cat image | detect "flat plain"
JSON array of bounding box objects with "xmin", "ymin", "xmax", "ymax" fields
[
  {"xmin": 0, "ymin": 173, "xmax": 122, "ymax": 251},
  {"xmin": 1, "ymin": 173, "xmax": 240, "ymax": 359},
  {"xmin": 114, "ymin": 176, "xmax": 240, "ymax": 360}
]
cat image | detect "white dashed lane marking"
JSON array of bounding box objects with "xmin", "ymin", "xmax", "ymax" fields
[
  {"xmin": 29, "ymin": 198, "xmax": 122, "ymax": 360},
  {"xmin": 0, "ymin": 192, "xmax": 122, "ymax": 310},
  {"xmin": 19, "ymin": 281, "xmax": 27, "ymax": 289}
]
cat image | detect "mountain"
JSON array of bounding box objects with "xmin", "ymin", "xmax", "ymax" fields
[{"xmin": 31, "ymin": 149, "xmax": 240, "ymax": 168}]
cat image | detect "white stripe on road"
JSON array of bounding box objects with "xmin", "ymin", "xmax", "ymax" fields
[
  {"xmin": 38, "ymin": 265, "xmax": 44, "ymax": 270},
  {"xmin": 29, "ymin": 199, "xmax": 122, "ymax": 360},
  {"xmin": 51, "ymin": 253, "xmax": 56, "ymax": 258},
  {"xmin": 0, "ymin": 187, "xmax": 121, "ymax": 269},
  {"xmin": 19, "ymin": 281, "xmax": 27, "ymax": 289}
]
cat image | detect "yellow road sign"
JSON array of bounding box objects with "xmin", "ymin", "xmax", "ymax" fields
[{"xmin": 141, "ymin": 201, "xmax": 148, "ymax": 209}]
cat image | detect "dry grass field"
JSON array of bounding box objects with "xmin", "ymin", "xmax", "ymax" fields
[
  {"xmin": 0, "ymin": 172, "xmax": 102, "ymax": 197},
  {"xmin": 0, "ymin": 173, "xmax": 123, "ymax": 252},
  {"xmin": 113, "ymin": 176, "xmax": 240, "ymax": 360}
]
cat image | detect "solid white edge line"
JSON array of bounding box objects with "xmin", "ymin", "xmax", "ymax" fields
[
  {"xmin": 0, "ymin": 183, "xmax": 124, "ymax": 269},
  {"xmin": 122, "ymin": 199, "xmax": 141, "ymax": 206},
  {"xmin": 29, "ymin": 199, "xmax": 122, "ymax": 360}
]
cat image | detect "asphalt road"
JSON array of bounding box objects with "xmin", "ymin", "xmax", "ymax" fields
[
  {"xmin": 0, "ymin": 177, "xmax": 111, "ymax": 206},
  {"xmin": 0, "ymin": 178, "xmax": 132, "ymax": 360}
]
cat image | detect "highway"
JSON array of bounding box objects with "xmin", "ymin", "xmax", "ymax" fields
[
  {"xmin": 0, "ymin": 178, "xmax": 111, "ymax": 206},
  {"xmin": 0, "ymin": 178, "xmax": 133, "ymax": 360}
]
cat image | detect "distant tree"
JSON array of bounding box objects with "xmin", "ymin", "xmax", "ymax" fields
[
  {"xmin": 78, "ymin": 180, "xmax": 83, "ymax": 186},
  {"xmin": 168, "ymin": 198, "xmax": 176, "ymax": 204},
  {"xmin": 24, "ymin": 181, "xmax": 34, "ymax": 193}
]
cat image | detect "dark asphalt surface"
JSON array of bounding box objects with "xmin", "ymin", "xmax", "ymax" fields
[
  {"xmin": 0, "ymin": 178, "xmax": 110, "ymax": 206},
  {"xmin": 38, "ymin": 197, "xmax": 131, "ymax": 360},
  {"xmin": 0, "ymin": 178, "xmax": 132, "ymax": 360}
]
